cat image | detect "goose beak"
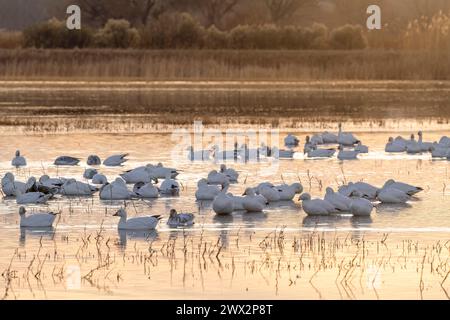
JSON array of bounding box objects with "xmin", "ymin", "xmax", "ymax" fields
[{"xmin": 113, "ymin": 212, "xmax": 119, "ymax": 217}]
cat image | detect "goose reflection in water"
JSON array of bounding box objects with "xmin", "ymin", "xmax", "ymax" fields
[
  {"xmin": 19, "ymin": 226, "xmax": 56, "ymax": 246},
  {"xmin": 117, "ymin": 229, "xmax": 159, "ymax": 249}
]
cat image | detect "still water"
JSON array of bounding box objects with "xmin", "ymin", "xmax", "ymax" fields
[{"xmin": 0, "ymin": 81, "xmax": 450, "ymax": 300}]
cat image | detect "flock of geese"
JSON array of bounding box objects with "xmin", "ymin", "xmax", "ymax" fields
[{"xmin": 3, "ymin": 127, "xmax": 429, "ymax": 232}]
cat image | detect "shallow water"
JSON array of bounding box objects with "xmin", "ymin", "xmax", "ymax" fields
[{"xmin": 0, "ymin": 82, "xmax": 450, "ymax": 300}]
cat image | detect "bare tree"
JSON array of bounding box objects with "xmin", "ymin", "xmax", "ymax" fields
[
  {"xmin": 184, "ymin": 0, "xmax": 240, "ymax": 28},
  {"xmin": 264, "ymin": 0, "xmax": 317, "ymax": 24}
]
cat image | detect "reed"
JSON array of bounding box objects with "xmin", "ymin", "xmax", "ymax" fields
[{"xmin": 0, "ymin": 49, "xmax": 449, "ymax": 81}]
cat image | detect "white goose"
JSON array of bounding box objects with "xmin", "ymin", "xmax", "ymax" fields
[
  {"xmin": 354, "ymin": 142, "xmax": 369, "ymax": 153},
  {"xmin": 337, "ymin": 123, "xmax": 360, "ymax": 146},
  {"xmin": 220, "ymin": 164, "xmax": 239, "ymax": 182},
  {"xmin": 284, "ymin": 134, "xmax": 299, "ymax": 147},
  {"xmin": 306, "ymin": 145, "xmax": 336, "ymax": 158},
  {"xmin": 114, "ymin": 208, "xmax": 161, "ymax": 230},
  {"xmin": 298, "ymin": 193, "xmax": 335, "ymax": 216},
  {"xmin": 87, "ymin": 155, "xmax": 101, "ymax": 165},
  {"xmin": 61, "ymin": 179, "xmax": 97, "ymax": 196},
  {"xmin": 167, "ymin": 209, "xmax": 195, "ymax": 227},
  {"xmin": 256, "ymin": 185, "xmax": 280, "ymax": 203},
  {"xmin": 322, "ymin": 131, "xmax": 338, "ymax": 144},
  {"xmin": 12, "ymin": 150, "xmax": 27, "ymax": 167},
  {"xmin": 133, "ymin": 181, "xmax": 159, "ymax": 198},
  {"xmin": 385, "ymin": 137, "xmax": 406, "ymax": 153},
  {"xmin": 211, "ymin": 145, "xmax": 237, "ymax": 161},
  {"xmin": 195, "ymin": 179, "xmax": 220, "ymax": 201},
  {"xmin": 417, "ymin": 131, "xmax": 433, "ymax": 152},
  {"xmin": 2, "ymin": 172, "xmax": 27, "ymax": 196},
  {"xmin": 207, "ymin": 170, "xmax": 230, "ymax": 186},
  {"xmin": 324, "ymin": 187, "xmax": 352, "ymax": 212},
  {"xmin": 439, "ymin": 136, "xmax": 450, "ymax": 147},
  {"xmin": 100, "ymin": 178, "xmax": 133, "ymax": 200},
  {"xmin": 271, "ymin": 147, "xmax": 295, "ymax": 159},
  {"xmin": 19, "ymin": 207, "xmax": 59, "ymax": 228},
  {"xmin": 148, "ymin": 163, "xmax": 179, "ymax": 179},
  {"xmin": 229, "ymin": 193, "xmax": 246, "ymax": 211},
  {"xmin": 103, "ymin": 154, "xmax": 128, "ymax": 166},
  {"xmin": 337, "ymin": 145, "xmax": 358, "ymax": 160},
  {"xmin": 39, "ymin": 175, "xmax": 65, "ymax": 188},
  {"xmin": 376, "ymin": 187, "xmax": 410, "ymax": 204},
  {"xmin": 275, "ymin": 183, "xmax": 303, "ymax": 201},
  {"xmin": 310, "ymin": 134, "xmax": 324, "ymax": 145},
  {"xmin": 16, "ymin": 192, "xmax": 51, "ymax": 204},
  {"xmin": 406, "ymin": 134, "xmax": 421, "ymax": 154},
  {"xmin": 159, "ymin": 174, "xmax": 180, "ymax": 196},
  {"xmin": 243, "ymin": 188, "xmax": 265, "ymax": 212},
  {"xmin": 83, "ymin": 168, "xmax": 98, "ymax": 179},
  {"xmin": 352, "ymin": 182, "xmax": 380, "ymax": 199},
  {"xmin": 382, "ymin": 179, "xmax": 423, "ymax": 196},
  {"xmin": 92, "ymin": 174, "xmax": 108, "ymax": 185},
  {"xmin": 187, "ymin": 146, "xmax": 211, "ymax": 161},
  {"xmin": 120, "ymin": 166, "xmax": 157, "ymax": 184},
  {"xmin": 212, "ymin": 186, "xmax": 234, "ymax": 215},
  {"xmin": 350, "ymin": 198, "xmax": 373, "ymax": 216},
  {"xmin": 431, "ymin": 142, "xmax": 450, "ymax": 158},
  {"xmin": 54, "ymin": 156, "xmax": 80, "ymax": 166}
]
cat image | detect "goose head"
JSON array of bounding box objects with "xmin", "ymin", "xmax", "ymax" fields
[
  {"xmin": 197, "ymin": 178, "xmax": 208, "ymax": 187},
  {"xmin": 220, "ymin": 164, "xmax": 226, "ymax": 172},
  {"xmin": 113, "ymin": 208, "xmax": 127, "ymax": 218},
  {"xmin": 325, "ymin": 187, "xmax": 334, "ymax": 195},
  {"xmin": 305, "ymin": 135, "xmax": 310, "ymax": 143},
  {"xmin": 169, "ymin": 209, "xmax": 178, "ymax": 218},
  {"xmin": 388, "ymin": 137, "xmax": 394, "ymax": 143},
  {"xmin": 4, "ymin": 172, "xmax": 14, "ymax": 182},
  {"xmin": 39, "ymin": 175, "xmax": 50, "ymax": 183},
  {"xmin": 15, "ymin": 150, "xmax": 21, "ymax": 157},
  {"xmin": 19, "ymin": 206, "xmax": 26, "ymax": 216},
  {"xmin": 338, "ymin": 144, "xmax": 344, "ymax": 151},
  {"xmin": 291, "ymin": 183, "xmax": 303, "ymax": 194},
  {"xmin": 383, "ymin": 179, "xmax": 395, "ymax": 189},
  {"xmin": 243, "ymin": 187, "xmax": 255, "ymax": 196},
  {"xmin": 410, "ymin": 134, "xmax": 415, "ymax": 141},
  {"xmin": 299, "ymin": 193, "xmax": 311, "ymax": 201}
]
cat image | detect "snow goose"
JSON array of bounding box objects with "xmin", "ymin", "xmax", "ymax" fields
[
  {"xmin": 298, "ymin": 193, "xmax": 335, "ymax": 216},
  {"xmin": 337, "ymin": 123, "xmax": 360, "ymax": 146},
  {"xmin": 187, "ymin": 146, "xmax": 211, "ymax": 161},
  {"xmin": 303, "ymin": 136, "xmax": 315, "ymax": 153},
  {"xmin": 382, "ymin": 179, "xmax": 423, "ymax": 196},
  {"xmin": 54, "ymin": 156, "xmax": 80, "ymax": 166},
  {"xmin": 220, "ymin": 164, "xmax": 239, "ymax": 182},
  {"xmin": 352, "ymin": 182, "xmax": 380, "ymax": 200},
  {"xmin": 284, "ymin": 134, "xmax": 299, "ymax": 147},
  {"xmin": 207, "ymin": 170, "xmax": 230, "ymax": 186},
  {"xmin": 324, "ymin": 187, "xmax": 352, "ymax": 212},
  {"xmin": 350, "ymin": 198, "xmax": 373, "ymax": 216},
  {"xmin": 212, "ymin": 186, "xmax": 234, "ymax": 215},
  {"xmin": 19, "ymin": 206, "xmax": 59, "ymax": 228},
  {"xmin": 195, "ymin": 179, "xmax": 220, "ymax": 201},
  {"xmin": 310, "ymin": 134, "xmax": 324, "ymax": 145},
  {"xmin": 11, "ymin": 150, "xmax": 27, "ymax": 167},
  {"xmin": 406, "ymin": 134, "xmax": 421, "ymax": 154},
  {"xmin": 159, "ymin": 174, "xmax": 180, "ymax": 196},
  {"xmin": 354, "ymin": 142, "xmax": 369, "ymax": 153},
  {"xmin": 275, "ymin": 183, "xmax": 303, "ymax": 201},
  {"xmin": 211, "ymin": 145, "xmax": 237, "ymax": 161},
  {"xmin": 322, "ymin": 131, "xmax": 338, "ymax": 144},
  {"xmin": 306, "ymin": 145, "xmax": 336, "ymax": 158},
  {"xmin": 83, "ymin": 168, "xmax": 98, "ymax": 180},
  {"xmin": 120, "ymin": 166, "xmax": 157, "ymax": 184},
  {"xmin": 439, "ymin": 136, "xmax": 450, "ymax": 147},
  {"xmin": 167, "ymin": 209, "xmax": 195, "ymax": 227},
  {"xmin": 133, "ymin": 181, "xmax": 159, "ymax": 198},
  {"xmin": 103, "ymin": 154, "xmax": 128, "ymax": 167},
  {"xmin": 92, "ymin": 173, "xmax": 108, "ymax": 185},
  {"xmin": 114, "ymin": 208, "xmax": 161, "ymax": 230},
  {"xmin": 431, "ymin": 142, "xmax": 450, "ymax": 158},
  {"xmin": 243, "ymin": 188, "xmax": 265, "ymax": 212},
  {"xmin": 87, "ymin": 155, "xmax": 101, "ymax": 166},
  {"xmin": 256, "ymin": 185, "xmax": 280, "ymax": 203},
  {"xmin": 39, "ymin": 175, "xmax": 65, "ymax": 188},
  {"xmin": 376, "ymin": 187, "xmax": 410, "ymax": 204},
  {"xmin": 385, "ymin": 137, "xmax": 406, "ymax": 153},
  {"xmin": 149, "ymin": 163, "xmax": 179, "ymax": 179},
  {"xmin": 100, "ymin": 178, "xmax": 132, "ymax": 200},
  {"xmin": 417, "ymin": 131, "xmax": 433, "ymax": 152},
  {"xmin": 16, "ymin": 191, "xmax": 51, "ymax": 204},
  {"xmin": 271, "ymin": 147, "xmax": 294, "ymax": 159},
  {"xmin": 61, "ymin": 179, "xmax": 97, "ymax": 196},
  {"xmin": 2, "ymin": 172, "xmax": 27, "ymax": 196},
  {"xmin": 337, "ymin": 145, "xmax": 358, "ymax": 160}
]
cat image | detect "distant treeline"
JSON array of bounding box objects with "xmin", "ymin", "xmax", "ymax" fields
[{"xmin": 19, "ymin": 13, "xmax": 367, "ymax": 50}]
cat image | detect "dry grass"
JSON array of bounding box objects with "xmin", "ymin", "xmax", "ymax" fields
[
  {"xmin": 0, "ymin": 32, "xmax": 22, "ymax": 49},
  {"xmin": 0, "ymin": 49, "xmax": 449, "ymax": 81}
]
